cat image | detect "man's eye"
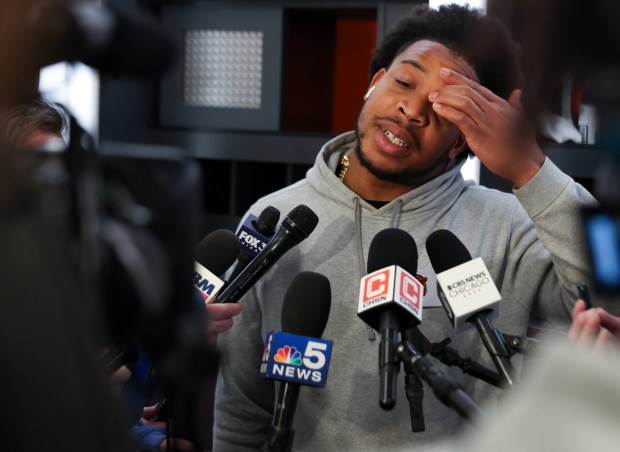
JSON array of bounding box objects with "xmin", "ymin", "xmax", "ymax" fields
[{"xmin": 396, "ymin": 79, "xmax": 414, "ymax": 89}]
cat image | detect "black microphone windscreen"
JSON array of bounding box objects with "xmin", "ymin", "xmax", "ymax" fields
[
  {"xmin": 281, "ymin": 272, "xmax": 331, "ymax": 338},
  {"xmin": 255, "ymin": 206, "xmax": 280, "ymax": 236},
  {"xmin": 426, "ymin": 229, "xmax": 472, "ymax": 273},
  {"xmin": 195, "ymin": 229, "xmax": 241, "ymax": 275},
  {"xmin": 367, "ymin": 228, "xmax": 418, "ymax": 275},
  {"xmin": 286, "ymin": 205, "xmax": 319, "ymax": 238}
]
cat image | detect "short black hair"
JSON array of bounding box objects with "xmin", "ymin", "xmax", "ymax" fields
[{"xmin": 369, "ymin": 4, "xmax": 523, "ymax": 100}]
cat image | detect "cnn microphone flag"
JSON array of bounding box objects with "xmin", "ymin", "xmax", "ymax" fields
[
  {"xmin": 260, "ymin": 331, "xmax": 333, "ymax": 387},
  {"xmin": 358, "ymin": 265, "xmax": 423, "ymax": 322}
]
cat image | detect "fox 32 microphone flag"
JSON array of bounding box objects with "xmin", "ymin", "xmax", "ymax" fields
[{"xmin": 237, "ymin": 213, "xmax": 271, "ymax": 258}]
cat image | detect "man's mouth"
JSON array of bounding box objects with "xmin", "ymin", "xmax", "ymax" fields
[{"xmin": 382, "ymin": 128, "xmax": 407, "ymax": 147}]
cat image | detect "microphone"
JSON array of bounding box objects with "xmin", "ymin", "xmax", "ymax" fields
[
  {"xmin": 216, "ymin": 205, "xmax": 319, "ymax": 303},
  {"xmin": 260, "ymin": 271, "xmax": 332, "ymax": 452},
  {"xmin": 228, "ymin": 206, "xmax": 280, "ymax": 282},
  {"xmin": 32, "ymin": 1, "xmax": 177, "ymax": 75},
  {"xmin": 397, "ymin": 341, "xmax": 486, "ymax": 422},
  {"xmin": 357, "ymin": 228, "xmax": 424, "ymax": 409},
  {"xmin": 193, "ymin": 229, "xmax": 241, "ymax": 303},
  {"xmin": 426, "ymin": 229, "xmax": 517, "ymax": 386}
]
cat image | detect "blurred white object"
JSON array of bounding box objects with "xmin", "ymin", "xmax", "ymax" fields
[
  {"xmin": 538, "ymin": 112, "xmax": 582, "ymax": 144},
  {"xmin": 461, "ymin": 156, "xmax": 480, "ymax": 183},
  {"xmin": 402, "ymin": 338, "xmax": 620, "ymax": 452},
  {"xmin": 578, "ymin": 103, "xmax": 599, "ymax": 145},
  {"xmin": 39, "ymin": 62, "xmax": 100, "ymax": 143},
  {"xmin": 465, "ymin": 338, "xmax": 620, "ymax": 451}
]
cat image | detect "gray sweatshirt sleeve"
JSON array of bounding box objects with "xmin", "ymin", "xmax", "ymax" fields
[
  {"xmin": 212, "ymin": 285, "xmax": 275, "ymax": 451},
  {"xmin": 509, "ymin": 157, "xmax": 598, "ymax": 326}
]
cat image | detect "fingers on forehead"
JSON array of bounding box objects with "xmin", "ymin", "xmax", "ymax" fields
[
  {"xmin": 439, "ymin": 84, "xmax": 488, "ymax": 110},
  {"xmin": 443, "ymin": 69, "xmax": 494, "ymax": 100}
]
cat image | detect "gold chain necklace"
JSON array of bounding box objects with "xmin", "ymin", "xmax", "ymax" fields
[{"xmin": 337, "ymin": 155, "xmax": 350, "ymax": 182}]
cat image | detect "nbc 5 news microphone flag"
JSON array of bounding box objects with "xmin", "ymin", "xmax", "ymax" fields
[
  {"xmin": 358, "ymin": 265, "xmax": 424, "ymax": 326},
  {"xmin": 260, "ymin": 332, "xmax": 333, "ymax": 387}
]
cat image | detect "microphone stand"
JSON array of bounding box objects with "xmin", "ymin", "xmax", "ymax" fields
[
  {"xmin": 472, "ymin": 315, "xmax": 518, "ymax": 387},
  {"xmin": 429, "ymin": 338, "xmax": 503, "ymax": 388},
  {"xmin": 262, "ymin": 382, "xmax": 300, "ymax": 452},
  {"xmin": 399, "ymin": 327, "xmax": 496, "ymax": 432},
  {"xmin": 404, "ymin": 373, "xmax": 425, "ymax": 432},
  {"xmin": 394, "ymin": 329, "xmax": 535, "ymax": 431},
  {"xmin": 397, "ymin": 340, "xmax": 486, "ymax": 423},
  {"xmin": 402, "ymin": 327, "xmax": 427, "ymax": 432},
  {"xmin": 502, "ymin": 333, "xmax": 540, "ymax": 355}
]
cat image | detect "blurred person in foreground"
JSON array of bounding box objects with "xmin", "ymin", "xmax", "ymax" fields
[
  {"xmin": 404, "ymin": 329, "xmax": 620, "ymax": 452},
  {"xmin": 0, "ymin": 2, "xmax": 238, "ymax": 450},
  {"xmin": 0, "ymin": 93, "xmax": 126, "ymax": 452}
]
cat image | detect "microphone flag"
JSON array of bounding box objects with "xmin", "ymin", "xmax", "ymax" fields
[
  {"xmin": 358, "ymin": 265, "xmax": 424, "ymax": 331},
  {"xmin": 260, "ymin": 331, "xmax": 333, "ymax": 388},
  {"xmin": 237, "ymin": 213, "xmax": 271, "ymax": 258},
  {"xmin": 435, "ymin": 257, "xmax": 501, "ymax": 333},
  {"xmin": 193, "ymin": 262, "xmax": 225, "ymax": 304}
]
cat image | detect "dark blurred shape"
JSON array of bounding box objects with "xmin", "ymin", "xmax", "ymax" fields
[
  {"xmin": 0, "ymin": 2, "xmax": 193, "ymax": 450},
  {"xmin": 0, "ymin": 134, "xmax": 129, "ymax": 452},
  {"xmin": 519, "ymin": 0, "xmax": 620, "ymax": 115},
  {"xmin": 518, "ymin": 0, "xmax": 620, "ymax": 176},
  {"xmin": 97, "ymin": 140, "xmax": 211, "ymax": 384},
  {"xmin": 35, "ymin": 0, "xmax": 178, "ymax": 76}
]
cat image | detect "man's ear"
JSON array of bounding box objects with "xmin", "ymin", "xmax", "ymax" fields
[
  {"xmin": 365, "ymin": 69, "xmax": 386, "ymax": 97},
  {"xmin": 448, "ymin": 134, "xmax": 469, "ymax": 160}
]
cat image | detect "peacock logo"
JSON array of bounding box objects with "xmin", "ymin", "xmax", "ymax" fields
[{"xmin": 274, "ymin": 345, "xmax": 302, "ymax": 366}]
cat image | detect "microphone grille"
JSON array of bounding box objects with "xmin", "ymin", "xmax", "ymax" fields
[
  {"xmin": 426, "ymin": 229, "xmax": 472, "ymax": 274},
  {"xmin": 195, "ymin": 229, "xmax": 241, "ymax": 276},
  {"xmin": 367, "ymin": 228, "xmax": 418, "ymax": 275},
  {"xmin": 286, "ymin": 204, "xmax": 319, "ymax": 238},
  {"xmin": 254, "ymin": 206, "xmax": 280, "ymax": 236},
  {"xmin": 281, "ymin": 271, "xmax": 331, "ymax": 338}
]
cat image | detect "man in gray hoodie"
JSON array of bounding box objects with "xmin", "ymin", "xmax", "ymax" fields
[{"xmin": 213, "ymin": 4, "xmax": 600, "ymax": 451}]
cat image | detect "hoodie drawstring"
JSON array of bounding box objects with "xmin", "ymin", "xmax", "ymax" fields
[{"xmin": 354, "ymin": 198, "xmax": 404, "ymax": 341}]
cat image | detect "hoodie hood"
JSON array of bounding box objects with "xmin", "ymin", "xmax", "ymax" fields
[{"xmin": 306, "ymin": 131, "xmax": 472, "ymax": 217}]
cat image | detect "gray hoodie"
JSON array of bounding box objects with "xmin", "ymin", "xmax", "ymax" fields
[{"xmin": 213, "ymin": 131, "xmax": 596, "ymax": 451}]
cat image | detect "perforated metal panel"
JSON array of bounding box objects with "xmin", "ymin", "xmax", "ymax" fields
[
  {"xmin": 160, "ymin": 6, "xmax": 282, "ymax": 131},
  {"xmin": 183, "ymin": 30, "xmax": 263, "ymax": 109}
]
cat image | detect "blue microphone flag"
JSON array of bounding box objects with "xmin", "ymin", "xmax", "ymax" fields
[{"xmin": 260, "ymin": 331, "xmax": 333, "ymax": 387}]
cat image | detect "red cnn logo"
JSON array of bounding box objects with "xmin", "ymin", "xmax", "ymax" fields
[
  {"xmin": 400, "ymin": 272, "xmax": 421, "ymax": 310},
  {"xmin": 363, "ymin": 269, "xmax": 391, "ymax": 303}
]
